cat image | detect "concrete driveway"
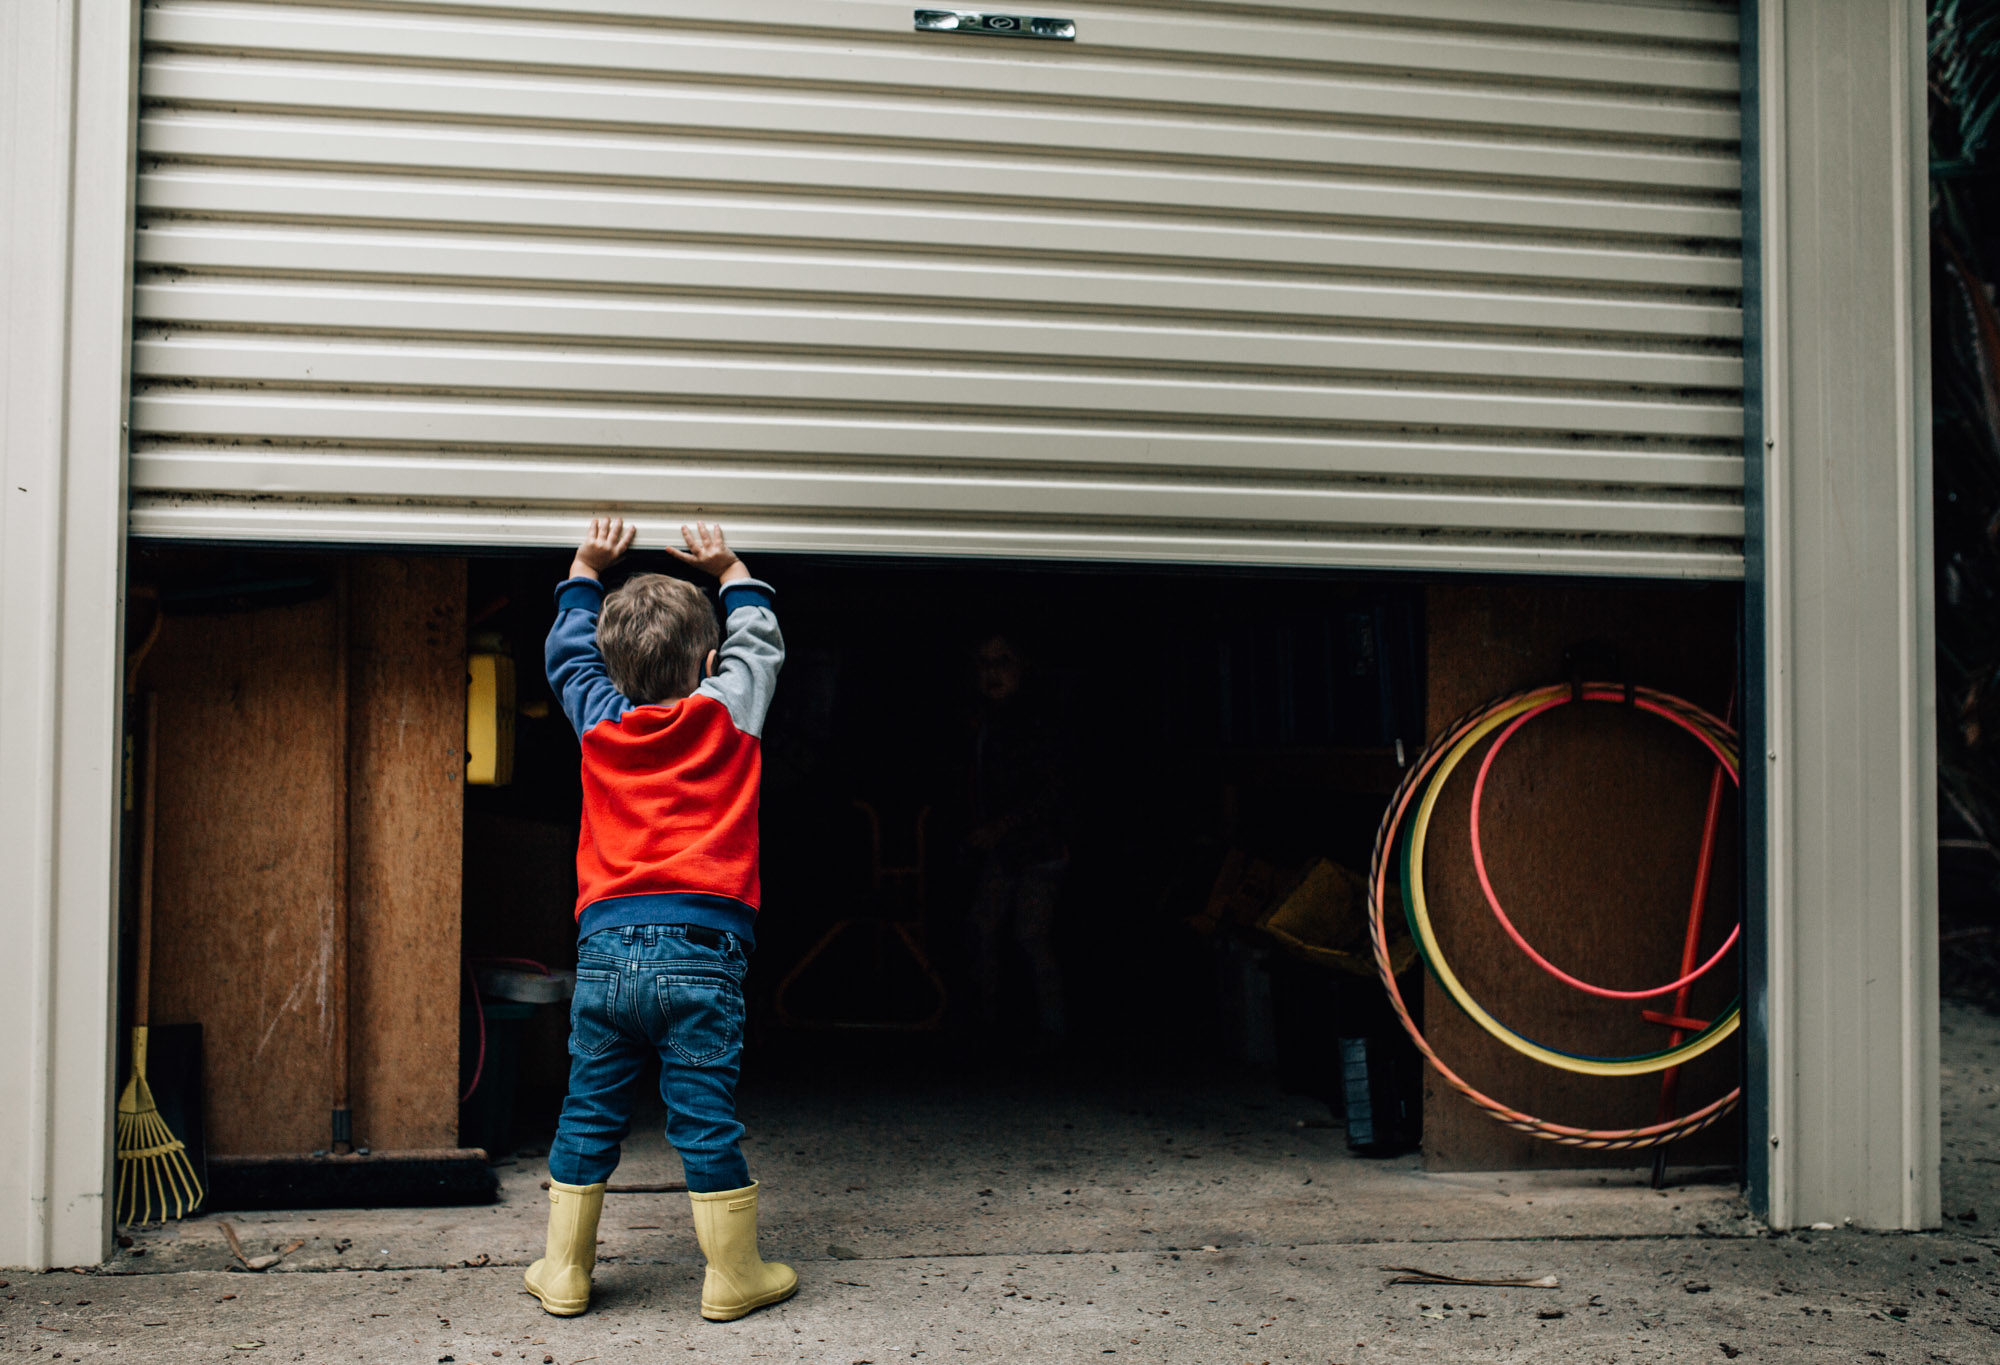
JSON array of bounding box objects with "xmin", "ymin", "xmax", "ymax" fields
[{"xmin": 7, "ymin": 1002, "xmax": 2000, "ymax": 1364}]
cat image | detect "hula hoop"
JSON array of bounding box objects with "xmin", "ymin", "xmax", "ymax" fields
[
  {"xmin": 1368, "ymin": 682, "xmax": 1743, "ymax": 1148},
  {"xmin": 1403, "ymin": 696, "xmax": 1740, "ymax": 1076},
  {"xmin": 1467, "ymin": 694, "xmax": 1743, "ymax": 1002},
  {"xmin": 1398, "ymin": 833, "xmax": 1741, "ymax": 1069}
]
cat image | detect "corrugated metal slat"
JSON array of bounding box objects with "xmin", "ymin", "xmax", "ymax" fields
[
  {"xmin": 144, "ymin": 3, "xmax": 1744, "ymax": 111},
  {"xmin": 130, "ymin": 394, "xmax": 1742, "ymax": 486},
  {"xmin": 139, "ymin": 91, "xmax": 1739, "ymax": 195},
  {"xmin": 139, "ymin": 165, "xmax": 1738, "ymax": 249},
  {"xmin": 135, "ymin": 337, "xmax": 1739, "ymax": 438},
  {"xmin": 137, "ymin": 219, "xmax": 1742, "ymax": 303},
  {"xmin": 139, "ymin": 281, "xmax": 1744, "ymax": 389}
]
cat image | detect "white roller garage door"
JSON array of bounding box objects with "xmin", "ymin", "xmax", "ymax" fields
[{"xmin": 129, "ymin": 0, "xmax": 1744, "ymax": 576}]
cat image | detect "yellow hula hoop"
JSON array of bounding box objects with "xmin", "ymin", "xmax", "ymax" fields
[{"xmin": 1406, "ymin": 693, "xmax": 1741, "ymax": 1078}]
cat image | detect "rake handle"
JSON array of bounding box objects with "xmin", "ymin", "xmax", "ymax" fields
[{"xmin": 134, "ymin": 691, "xmax": 159, "ymax": 1026}]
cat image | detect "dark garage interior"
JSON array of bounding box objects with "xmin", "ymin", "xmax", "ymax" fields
[
  {"xmin": 459, "ymin": 552, "xmax": 1428, "ymax": 1158},
  {"xmin": 121, "ymin": 543, "xmax": 1744, "ymax": 1201}
]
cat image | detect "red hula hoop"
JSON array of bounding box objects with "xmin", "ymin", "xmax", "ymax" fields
[{"xmin": 1467, "ymin": 692, "xmax": 1741, "ymax": 1002}]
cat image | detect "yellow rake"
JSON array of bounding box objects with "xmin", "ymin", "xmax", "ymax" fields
[{"xmin": 115, "ymin": 691, "xmax": 203, "ymax": 1225}]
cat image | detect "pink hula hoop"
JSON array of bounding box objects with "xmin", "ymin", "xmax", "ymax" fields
[{"xmin": 1466, "ymin": 692, "xmax": 1741, "ymax": 1002}]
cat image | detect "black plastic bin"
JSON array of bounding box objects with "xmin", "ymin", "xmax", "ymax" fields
[{"xmin": 460, "ymin": 998, "xmax": 535, "ymax": 1159}]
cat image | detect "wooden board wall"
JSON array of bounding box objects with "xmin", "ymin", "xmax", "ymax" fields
[
  {"xmin": 141, "ymin": 555, "xmax": 464, "ymax": 1156},
  {"xmin": 146, "ymin": 589, "xmax": 343, "ymax": 1156},
  {"xmin": 347, "ymin": 558, "xmax": 466, "ymax": 1152},
  {"xmin": 1420, "ymin": 583, "xmax": 1742, "ymax": 1171}
]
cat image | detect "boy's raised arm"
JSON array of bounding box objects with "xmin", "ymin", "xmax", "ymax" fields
[
  {"xmin": 672, "ymin": 523, "xmax": 785, "ymax": 739},
  {"xmin": 546, "ymin": 516, "xmax": 637, "ymax": 737}
]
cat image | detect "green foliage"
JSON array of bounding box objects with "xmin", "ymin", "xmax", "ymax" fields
[
  {"xmin": 1931, "ymin": 0, "xmax": 2000, "ymax": 839},
  {"xmin": 1934, "ymin": 0, "xmax": 2000, "ymax": 177}
]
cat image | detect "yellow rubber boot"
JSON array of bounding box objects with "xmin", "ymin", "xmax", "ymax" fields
[
  {"xmin": 688, "ymin": 1182, "xmax": 798, "ymax": 1321},
  {"xmin": 524, "ymin": 1179, "xmax": 605, "ymax": 1316}
]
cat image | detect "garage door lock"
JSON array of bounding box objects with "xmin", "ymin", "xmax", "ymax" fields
[{"xmin": 914, "ymin": 10, "xmax": 1075, "ymax": 40}]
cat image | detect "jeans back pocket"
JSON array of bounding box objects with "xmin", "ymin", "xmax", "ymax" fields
[
  {"xmin": 656, "ymin": 971, "xmax": 744, "ymax": 1066},
  {"xmin": 569, "ymin": 968, "xmax": 622, "ymax": 1058}
]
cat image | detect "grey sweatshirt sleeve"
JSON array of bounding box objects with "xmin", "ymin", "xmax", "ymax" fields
[{"xmin": 696, "ymin": 577, "xmax": 783, "ymax": 738}]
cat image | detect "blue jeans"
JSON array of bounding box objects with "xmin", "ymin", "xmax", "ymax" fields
[{"xmin": 547, "ymin": 924, "xmax": 751, "ymax": 1194}]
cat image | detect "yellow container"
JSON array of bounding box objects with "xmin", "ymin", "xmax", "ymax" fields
[{"xmin": 466, "ymin": 652, "xmax": 516, "ymax": 786}]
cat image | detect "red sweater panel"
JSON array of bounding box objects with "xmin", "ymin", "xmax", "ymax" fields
[{"xmin": 574, "ymin": 693, "xmax": 762, "ymax": 917}]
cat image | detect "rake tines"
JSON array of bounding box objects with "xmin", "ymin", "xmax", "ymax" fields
[{"xmin": 114, "ymin": 1029, "xmax": 203, "ymax": 1226}]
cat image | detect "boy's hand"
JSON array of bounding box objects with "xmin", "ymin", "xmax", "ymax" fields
[
  {"xmin": 571, "ymin": 516, "xmax": 637, "ymax": 581},
  {"xmin": 666, "ymin": 521, "xmax": 749, "ymax": 585}
]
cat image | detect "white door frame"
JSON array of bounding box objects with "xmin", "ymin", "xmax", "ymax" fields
[
  {"xmin": 0, "ymin": 0, "xmax": 141, "ymax": 1268},
  {"xmin": 1744, "ymin": 0, "xmax": 1939, "ymax": 1231}
]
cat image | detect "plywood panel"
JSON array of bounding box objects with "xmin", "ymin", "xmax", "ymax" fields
[
  {"xmin": 348, "ymin": 557, "xmax": 466, "ymax": 1151},
  {"xmin": 144, "ymin": 592, "xmax": 343, "ymax": 1157},
  {"xmin": 139, "ymin": 553, "xmax": 466, "ymax": 1158},
  {"xmin": 1420, "ymin": 583, "xmax": 1742, "ymax": 1170}
]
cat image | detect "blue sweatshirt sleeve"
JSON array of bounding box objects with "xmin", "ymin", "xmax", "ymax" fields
[{"xmin": 545, "ymin": 576, "xmax": 632, "ymax": 738}]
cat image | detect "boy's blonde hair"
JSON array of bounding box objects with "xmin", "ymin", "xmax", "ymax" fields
[{"xmin": 597, "ymin": 574, "xmax": 719, "ymax": 704}]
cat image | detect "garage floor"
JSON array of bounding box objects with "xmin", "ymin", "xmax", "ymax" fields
[{"xmin": 7, "ymin": 1004, "xmax": 2000, "ymax": 1363}]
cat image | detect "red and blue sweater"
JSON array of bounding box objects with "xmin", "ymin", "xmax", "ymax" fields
[{"xmin": 546, "ymin": 575, "xmax": 783, "ymax": 947}]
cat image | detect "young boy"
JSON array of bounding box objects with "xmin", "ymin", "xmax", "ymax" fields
[{"xmin": 527, "ymin": 516, "xmax": 795, "ymax": 1323}]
